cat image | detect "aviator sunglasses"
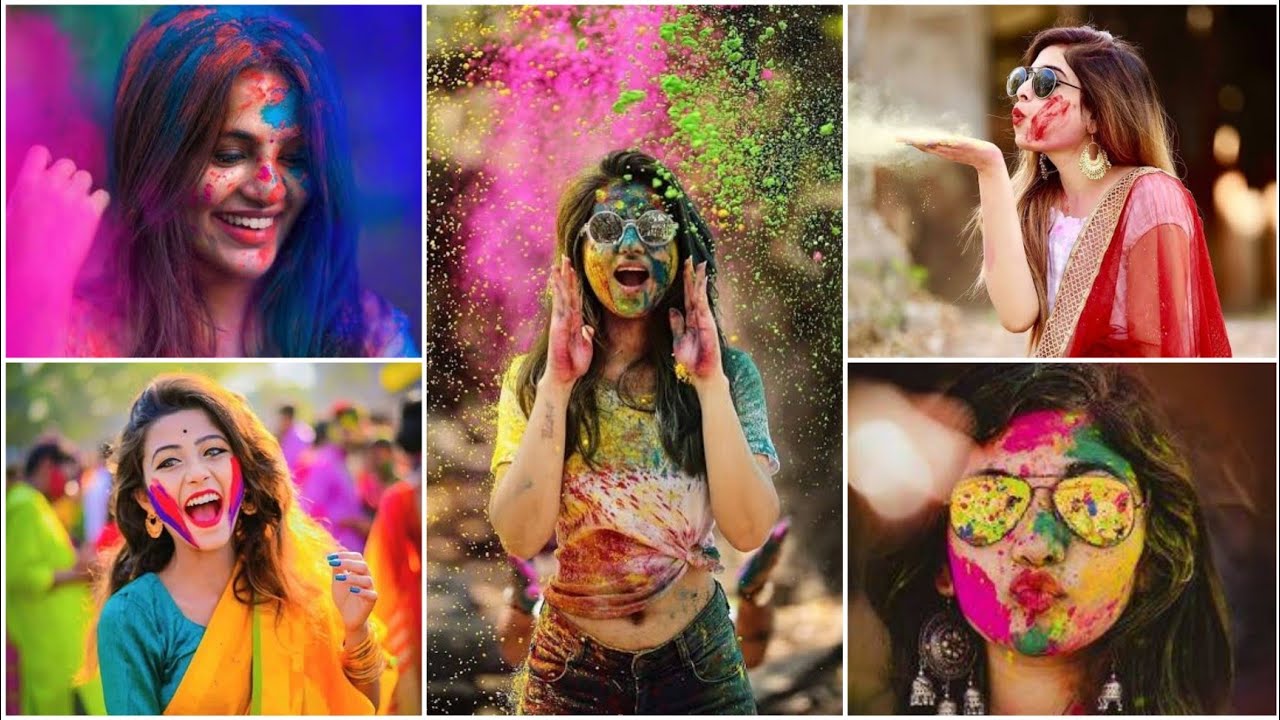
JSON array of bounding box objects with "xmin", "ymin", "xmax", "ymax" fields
[
  {"xmin": 579, "ymin": 209, "xmax": 678, "ymax": 249},
  {"xmin": 1006, "ymin": 66, "xmax": 1083, "ymax": 100},
  {"xmin": 948, "ymin": 473, "xmax": 1145, "ymax": 549}
]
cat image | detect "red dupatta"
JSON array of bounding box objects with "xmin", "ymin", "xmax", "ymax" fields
[{"xmin": 1034, "ymin": 167, "xmax": 1232, "ymax": 357}]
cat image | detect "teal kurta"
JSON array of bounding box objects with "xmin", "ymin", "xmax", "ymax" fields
[{"xmin": 97, "ymin": 573, "xmax": 205, "ymax": 714}]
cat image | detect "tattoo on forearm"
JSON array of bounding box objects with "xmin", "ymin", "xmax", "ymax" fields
[{"xmin": 540, "ymin": 403, "xmax": 555, "ymax": 439}]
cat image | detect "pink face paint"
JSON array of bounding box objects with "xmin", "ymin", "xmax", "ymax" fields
[
  {"xmin": 1028, "ymin": 95, "xmax": 1068, "ymax": 142},
  {"xmin": 256, "ymin": 165, "xmax": 272, "ymax": 182},
  {"xmin": 947, "ymin": 539, "xmax": 1012, "ymax": 644},
  {"xmin": 998, "ymin": 409, "xmax": 1084, "ymax": 453},
  {"xmin": 147, "ymin": 481, "xmax": 198, "ymax": 547},
  {"xmin": 227, "ymin": 455, "xmax": 245, "ymax": 526}
]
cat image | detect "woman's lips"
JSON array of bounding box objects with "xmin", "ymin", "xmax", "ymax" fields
[
  {"xmin": 184, "ymin": 489, "xmax": 225, "ymax": 529},
  {"xmin": 613, "ymin": 266, "xmax": 650, "ymax": 289},
  {"xmin": 1009, "ymin": 569, "xmax": 1065, "ymax": 621},
  {"xmin": 1012, "ymin": 107, "xmax": 1027, "ymax": 126}
]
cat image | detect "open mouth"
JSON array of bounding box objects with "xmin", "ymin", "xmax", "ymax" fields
[
  {"xmin": 613, "ymin": 267, "xmax": 650, "ymax": 288},
  {"xmin": 184, "ymin": 489, "xmax": 225, "ymax": 529}
]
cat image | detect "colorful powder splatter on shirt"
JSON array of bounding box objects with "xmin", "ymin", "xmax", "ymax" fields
[{"xmin": 490, "ymin": 350, "xmax": 778, "ymax": 619}]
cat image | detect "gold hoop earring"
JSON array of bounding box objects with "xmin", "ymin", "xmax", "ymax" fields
[
  {"xmin": 1079, "ymin": 134, "xmax": 1111, "ymax": 181},
  {"xmin": 146, "ymin": 512, "xmax": 164, "ymax": 539}
]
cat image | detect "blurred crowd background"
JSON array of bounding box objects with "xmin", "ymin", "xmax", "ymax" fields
[
  {"xmin": 4, "ymin": 5, "xmax": 423, "ymax": 343},
  {"xmin": 4, "ymin": 362, "xmax": 423, "ymax": 715},
  {"xmin": 848, "ymin": 5, "xmax": 1277, "ymax": 356}
]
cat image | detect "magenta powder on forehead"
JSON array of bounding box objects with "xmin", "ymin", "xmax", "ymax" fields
[
  {"xmin": 998, "ymin": 409, "xmax": 1086, "ymax": 453},
  {"xmin": 947, "ymin": 539, "xmax": 1012, "ymax": 644}
]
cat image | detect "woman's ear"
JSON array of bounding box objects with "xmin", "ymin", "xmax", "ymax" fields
[
  {"xmin": 935, "ymin": 560, "xmax": 956, "ymax": 597},
  {"xmin": 133, "ymin": 487, "xmax": 154, "ymax": 515}
]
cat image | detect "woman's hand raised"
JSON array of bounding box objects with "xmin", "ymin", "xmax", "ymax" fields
[
  {"xmin": 6, "ymin": 145, "xmax": 109, "ymax": 356},
  {"xmin": 545, "ymin": 255, "xmax": 594, "ymax": 390},
  {"xmin": 899, "ymin": 132, "xmax": 1006, "ymax": 176},
  {"xmin": 670, "ymin": 258, "xmax": 724, "ymax": 389}
]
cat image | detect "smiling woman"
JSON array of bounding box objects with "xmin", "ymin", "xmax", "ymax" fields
[
  {"xmin": 5, "ymin": 7, "xmax": 417, "ymax": 358},
  {"xmin": 86, "ymin": 373, "xmax": 397, "ymax": 714}
]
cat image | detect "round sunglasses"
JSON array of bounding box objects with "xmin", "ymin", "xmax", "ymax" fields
[
  {"xmin": 948, "ymin": 474, "xmax": 1144, "ymax": 549},
  {"xmin": 1005, "ymin": 66, "xmax": 1083, "ymax": 100},
  {"xmin": 579, "ymin": 210, "xmax": 678, "ymax": 249}
]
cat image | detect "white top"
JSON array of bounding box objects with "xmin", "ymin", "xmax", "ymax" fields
[{"xmin": 1046, "ymin": 207, "xmax": 1086, "ymax": 312}]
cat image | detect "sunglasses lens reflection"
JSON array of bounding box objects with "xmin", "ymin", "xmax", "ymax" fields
[
  {"xmin": 1053, "ymin": 476, "xmax": 1138, "ymax": 547},
  {"xmin": 1033, "ymin": 68, "xmax": 1057, "ymax": 98},
  {"xmin": 637, "ymin": 211, "xmax": 676, "ymax": 245},
  {"xmin": 587, "ymin": 212, "xmax": 625, "ymax": 244},
  {"xmin": 949, "ymin": 476, "xmax": 1032, "ymax": 546},
  {"xmin": 1006, "ymin": 67, "xmax": 1028, "ymax": 97}
]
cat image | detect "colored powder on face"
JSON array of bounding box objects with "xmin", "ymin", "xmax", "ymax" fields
[
  {"xmin": 1065, "ymin": 423, "xmax": 1136, "ymax": 482},
  {"xmin": 227, "ymin": 455, "xmax": 245, "ymax": 526},
  {"xmin": 1014, "ymin": 625, "xmax": 1050, "ymax": 655},
  {"xmin": 257, "ymin": 165, "xmax": 273, "ymax": 182},
  {"xmin": 260, "ymin": 86, "xmax": 301, "ymax": 130},
  {"xmin": 1029, "ymin": 95, "xmax": 1068, "ymax": 143},
  {"xmin": 1030, "ymin": 509, "xmax": 1070, "ymax": 558},
  {"xmin": 947, "ymin": 539, "xmax": 1012, "ymax": 644},
  {"xmin": 148, "ymin": 482, "xmax": 198, "ymax": 547},
  {"xmin": 999, "ymin": 409, "xmax": 1085, "ymax": 453}
]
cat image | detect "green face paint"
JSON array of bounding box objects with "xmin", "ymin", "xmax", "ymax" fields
[{"xmin": 581, "ymin": 182, "xmax": 678, "ymax": 318}]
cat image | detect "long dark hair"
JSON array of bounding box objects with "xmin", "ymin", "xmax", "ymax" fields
[
  {"xmin": 870, "ymin": 365, "xmax": 1232, "ymax": 713},
  {"xmin": 514, "ymin": 150, "xmax": 725, "ymax": 475},
  {"xmin": 96, "ymin": 374, "xmax": 333, "ymax": 618},
  {"xmin": 109, "ymin": 7, "xmax": 366, "ymax": 356}
]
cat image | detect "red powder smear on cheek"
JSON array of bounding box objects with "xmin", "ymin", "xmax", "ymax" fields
[
  {"xmin": 948, "ymin": 540, "xmax": 1013, "ymax": 644},
  {"xmin": 256, "ymin": 246, "xmax": 272, "ymax": 268},
  {"xmin": 999, "ymin": 409, "xmax": 1084, "ymax": 453},
  {"xmin": 1029, "ymin": 95, "xmax": 1069, "ymax": 142},
  {"xmin": 203, "ymin": 182, "xmax": 214, "ymax": 202}
]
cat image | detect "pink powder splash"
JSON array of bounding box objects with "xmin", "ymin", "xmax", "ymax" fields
[
  {"xmin": 447, "ymin": 6, "xmax": 677, "ymax": 362},
  {"xmin": 948, "ymin": 539, "xmax": 1012, "ymax": 644},
  {"xmin": 999, "ymin": 409, "xmax": 1085, "ymax": 453}
]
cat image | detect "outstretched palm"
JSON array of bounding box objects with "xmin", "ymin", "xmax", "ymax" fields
[
  {"xmin": 546, "ymin": 255, "xmax": 594, "ymax": 386},
  {"xmin": 670, "ymin": 258, "xmax": 722, "ymax": 383}
]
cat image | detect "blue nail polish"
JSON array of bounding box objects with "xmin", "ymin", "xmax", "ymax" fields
[
  {"xmin": 349, "ymin": 586, "xmax": 361, "ymax": 594},
  {"xmin": 326, "ymin": 553, "xmax": 338, "ymax": 560},
  {"xmin": 335, "ymin": 573, "xmax": 348, "ymax": 581},
  {"xmin": 328, "ymin": 558, "xmax": 341, "ymax": 567}
]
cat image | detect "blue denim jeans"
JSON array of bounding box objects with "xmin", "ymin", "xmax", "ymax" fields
[{"xmin": 513, "ymin": 583, "xmax": 756, "ymax": 714}]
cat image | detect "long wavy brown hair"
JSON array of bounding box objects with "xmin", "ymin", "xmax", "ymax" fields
[
  {"xmin": 89, "ymin": 374, "xmax": 336, "ymax": 644},
  {"xmin": 973, "ymin": 26, "xmax": 1178, "ymax": 347},
  {"xmin": 869, "ymin": 365, "xmax": 1232, "ymax": 713}
]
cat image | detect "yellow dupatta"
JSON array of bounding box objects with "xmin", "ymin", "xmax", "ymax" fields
[
  {"xmin": 1033, "ymin": 167, "xmax": 1163, "ymax": 357},
  {"xmin": 163, "ymin": 572, "xmax": 398, "ymax": 715}
]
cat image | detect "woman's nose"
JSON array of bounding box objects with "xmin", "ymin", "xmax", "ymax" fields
[
  {"xmin": 616, "ymin": 225, "xmax": 644, "ymax": 253},
  {"xmin": 244, "ymin": 162, "xmax": 286, "ymax": 205},
  {"xmin": 1011, "ymin": 492, "xmax": 1069, "ymax": 566}
]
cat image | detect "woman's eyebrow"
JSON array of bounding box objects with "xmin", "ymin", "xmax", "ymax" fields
[
  {"xmin": 219, "ymin": 129, "xmax": 259, "ymax": 143},
  {"xmin": 1040, "ymin": 64, "xmax": 1072, "ymax": 81}
]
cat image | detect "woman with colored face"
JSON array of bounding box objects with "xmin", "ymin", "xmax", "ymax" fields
[
  {"xmin": 6, "ymin": 7, "xmax": 416, "ymax": 358},
  {"xmin": 902, "ymin": 26, "xmax": 1230, "ymax": 357},
  {"xmin": 487, "ymin": 150, "xmax": 781, "ymax": 713},
  {"xmin": 88, "ymin": 374, "xmax": 398, "ymax": 714},
  {"xmin": 867, "ymin": 365, "xmax": 1231, "ymax": 714}
]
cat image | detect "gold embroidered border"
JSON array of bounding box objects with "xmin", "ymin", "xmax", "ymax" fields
[{"xmin": 1033, "ymin": 167, "xmax": 1163, "ymax": 357}]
